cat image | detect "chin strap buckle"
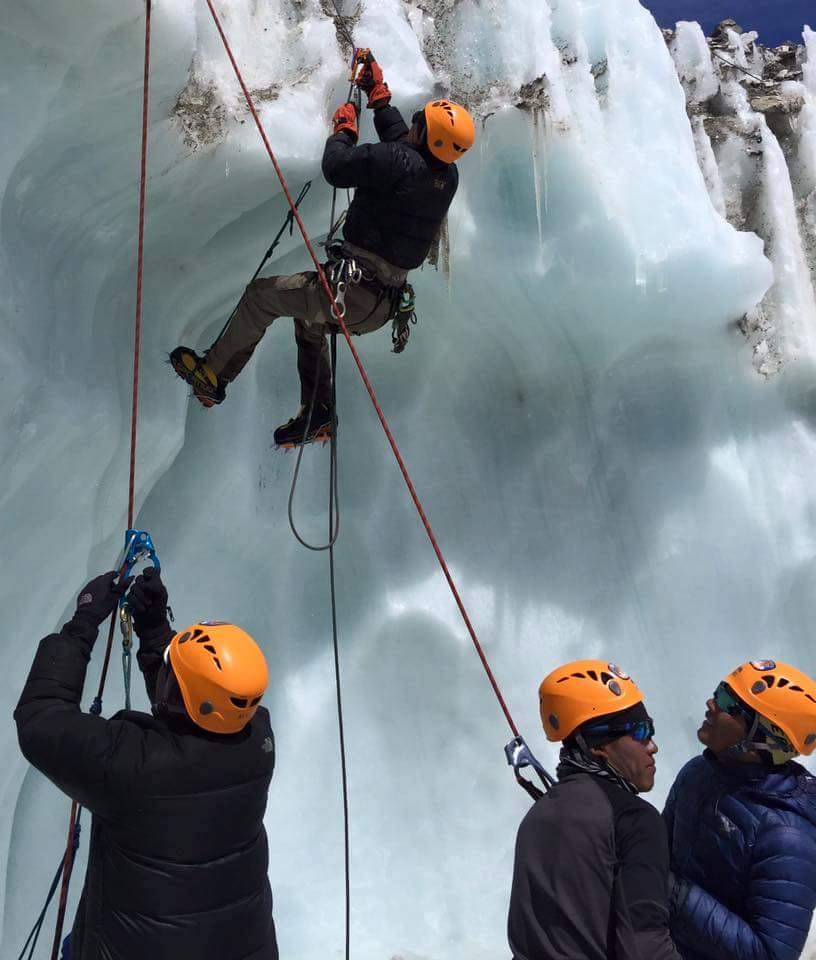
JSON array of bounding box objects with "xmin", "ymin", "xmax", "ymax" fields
[{"xmin": 505, "ymin": 736, "xmax": 556, "ymax": 802}]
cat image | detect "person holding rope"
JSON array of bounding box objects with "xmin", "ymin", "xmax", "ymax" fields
[
  {"xmin": 171, "ymin": 51, "xmax": 475, "ymax": 447},
  {"xmin": 14, "ymin": 568, "xmax": 278, "ymax": 960},
  {"xmin": 508, "ymin": 660, "xmax": 682, "ymax": 960}
]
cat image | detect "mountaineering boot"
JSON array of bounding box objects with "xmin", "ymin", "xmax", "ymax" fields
[
  {"xmin": 274, "ymin": 402, "xmax": 336, "ymax": 448},
  {"xmin": 169, "ymin": 346, "xmax": 226, "ymax": 408}
]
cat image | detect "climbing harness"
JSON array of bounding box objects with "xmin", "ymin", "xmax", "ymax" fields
[{"xmin": 324, "ymin": 239, "xmax": 419, "ymax": 351}]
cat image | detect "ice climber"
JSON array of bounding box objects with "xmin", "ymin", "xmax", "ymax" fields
[
  {"xmin": 14, "ymin": 567, "xmax": 278, "ymax": 960},
  {"xmin": 508, "ymin": 659, "xmax": 683, "ymax": 960},
  {"xmin": 664, "ymin": 659, "xmax": 816, "ymax": 960},
  {"xmin": 170, "ymin": 51, "xmax": 475, "ymax": 447}
]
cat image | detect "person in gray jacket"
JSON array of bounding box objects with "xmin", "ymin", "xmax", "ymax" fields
[{"xmin": 508, "ymin": 658, "xmax": 682, "ymax": 960}]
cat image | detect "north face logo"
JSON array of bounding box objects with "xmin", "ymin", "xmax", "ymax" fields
[
  {"xmin": 434, "ymin": 178, "xmax": 446, "ymax": 190},
  {"xmin": 262, "ymin": 737, "xmax": 274, "ymax": 754}
]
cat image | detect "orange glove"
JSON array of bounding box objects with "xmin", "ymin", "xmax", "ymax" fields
[
  {"xmin": 355, "ymin": 53, "xmax": 391, "ymax": 109},
  {"xmin": 332, "ymin": 102, "xmax": 359, "ymax": 140}
]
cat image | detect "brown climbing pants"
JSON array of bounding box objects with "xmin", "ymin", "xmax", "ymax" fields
[{"xmin": 205, "ymin": 270, "xmax": 394, "ymax": 407}]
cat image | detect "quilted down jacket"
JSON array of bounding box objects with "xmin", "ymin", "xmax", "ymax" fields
[
  {"xmin": 14, "ymin": 617, "xmax": 278, "ymax": 960},
  {"xmin": 322, "ymin": 104, "xmax": 458, "ymax": 270},
  {"xmin": 663, "ymin": 750, "xmax": 816, "ymax": 960}
]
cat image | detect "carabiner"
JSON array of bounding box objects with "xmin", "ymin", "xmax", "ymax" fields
[
  {"xmin": 119, "ymin": 603, "xmax": 134, "ymax": 652},
  {"xmin": 334, "ymin": 280, "xmax": 348, "ymax": 319}
]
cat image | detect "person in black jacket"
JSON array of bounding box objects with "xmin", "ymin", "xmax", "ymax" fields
[
  {"xmin": 170, "ymin": 52, "xmax": 475, "ymax": 446},
  {"xmin": 508, "ymin": 659, "xmax": 683, "ymax": 960},
  {"xmin": 14, "ymin": 568, "xmax": 277, "ymax": 960}
]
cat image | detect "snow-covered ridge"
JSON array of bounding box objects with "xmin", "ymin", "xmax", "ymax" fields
[{"xmin": 667, "ymin": 19, "xmax": 816, "ymax": 375}]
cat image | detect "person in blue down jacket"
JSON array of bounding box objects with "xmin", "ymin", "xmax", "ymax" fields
[{"xmin": 664, "ymin": 658, "xmax": 816, "ymax": 960}]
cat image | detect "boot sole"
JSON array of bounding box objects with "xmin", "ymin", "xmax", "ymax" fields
[
  {"xmin": 275, "ymin": 427, "xmax": 335, "ymax": 450},
  {"xmin": 169, "ymin": 349, "xmax": 223, "ymax": 405}
]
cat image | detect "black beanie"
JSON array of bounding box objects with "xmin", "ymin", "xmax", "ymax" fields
[{"xmin": 576, "ymin": 701, "xmax": 651, "ymax": 748}]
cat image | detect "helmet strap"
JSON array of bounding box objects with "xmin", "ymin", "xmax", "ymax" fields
[
  {"xmin": 151, "ymin": 660, "xmax": 188, "ymax": 724},
  {"xmin": 726, "ymin": 711, "xmax": 796, "ymax": 766}
]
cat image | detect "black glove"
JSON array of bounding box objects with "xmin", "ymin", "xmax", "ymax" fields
[
  {"xmin": 70, "ymin": 571, "xmax": 131, "ymax": 631},
  {"xmin": 128, "ymin": 567, "xmax": 170, "ymax": 633}
]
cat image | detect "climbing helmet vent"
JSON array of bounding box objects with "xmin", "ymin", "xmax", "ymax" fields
[
  {"xmin": 423, "ymin": 99, "xmax": 475, "ymax": 163},
  {"xmin": 167, "ymin": 622, "xmax": 269, "ymax": 734},
  {"xmin": 230, "ymin": 695, "xmax": 263, "ymax": 708},
  {"xmin": 538, "ymin": 659, "xmax": 645, "ymax": 742}
]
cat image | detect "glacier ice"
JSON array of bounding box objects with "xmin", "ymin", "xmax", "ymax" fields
[{"xmin": 1, "ymin": 0, "xmax": 816, "ymax": 957}]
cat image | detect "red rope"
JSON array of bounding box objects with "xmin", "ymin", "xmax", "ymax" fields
[
  {"xmin": 49, "ymin": 803, "xmax": 79, "ymax": 960},
  {"xmin": 50, "ymin": 7, "xmax": 153, "ymax": 956},
  {"xmin": 203, "ymin": 0, "xmax": 520, "ymax": 739},
  {"xmin": 128, "ymin": 0, "xmax": 152, "ymax": 528}
]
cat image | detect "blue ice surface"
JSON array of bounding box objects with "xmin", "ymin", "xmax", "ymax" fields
[{"xmin": 642, "ymin": 0, "xmax": 812, "ymax": 46}]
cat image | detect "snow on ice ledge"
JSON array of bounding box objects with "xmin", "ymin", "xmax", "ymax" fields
[{"xmin": 4, "ymin": 0, "xmax": 816, "ymax": 957}]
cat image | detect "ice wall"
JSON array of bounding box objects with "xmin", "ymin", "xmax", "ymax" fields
[
  {"xmin": 670, "ymin": 19, "xmax": 816, "ymax": 374},
  {"xmin": 1, "ymin": 1, "xmax": 816, "ymax": 957}
]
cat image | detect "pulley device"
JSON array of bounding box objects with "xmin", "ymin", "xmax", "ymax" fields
[
  {"xmin": 505, "ymin": 736, "xmax": 556, "ymax": 801},
  {"xmin": 113, "ymin": 529, "xmax": 162, "ymax": 712}
]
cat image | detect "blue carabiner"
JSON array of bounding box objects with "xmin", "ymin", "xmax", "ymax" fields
[{"xmin": 117, "ymin": 529, "xmax": 161, "ymax": 584}]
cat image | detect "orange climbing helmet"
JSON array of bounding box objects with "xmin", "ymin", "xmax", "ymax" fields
[
  {"xmin": 725, "ymin": 660, "xmax": 816, "ymax": 756},
  {"xmin": 539, "ymin": 659, "xmax": 645, "ymax": 742},
  {"xmin": 165, "ymin": 622, "xmax": 269, "ymax": 734},
  {"xmin": 423, "ymin": 99, "xmax": 475, "ymax": 164}
]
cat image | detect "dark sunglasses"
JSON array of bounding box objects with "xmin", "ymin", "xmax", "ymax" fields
[
  {"xmin": 713, "ymin": 682, "xmax": 751, "ymax": 718},
  {"xmin": 586, "ymin": 717, "xmax": 655, "ymax": 743}
]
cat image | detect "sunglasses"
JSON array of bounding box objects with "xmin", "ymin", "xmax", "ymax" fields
[
  {"xmin": 713, "ymin": 682, "xmax": 751, "ymax": 718},
  {"xmin": 586, "ymin": 717, "xmax": 655, "ymax": 743}
]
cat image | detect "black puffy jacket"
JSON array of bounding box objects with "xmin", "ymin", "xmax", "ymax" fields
[
  {"xmin": 322, "ymin": 104, "xmax": 458, "ymax": 270},
  {"xmin": 14, "ymin": 617, "xmax": 277, "ymax": 960}
]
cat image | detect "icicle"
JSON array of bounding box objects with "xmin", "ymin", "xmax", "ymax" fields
[
  {"xmin": 671, "ymin": 21, "xmax": 719, "ymax": 105},
  {"xmin": 757, "ymin": 116, "xmax": 816, "ymax": 362},
  {"xmin": 530, "ymin": 109, "xmax": 545, "ymax": 253},
  {"xmin": 799, "ymin": 28, "xmax": 816, "ymax": 186},
  {"xmin": 691, "ymin": 117, "xmax": 726, "ymax": 217},
  {"xmin": 804, "ymin": 26, "xmax": 816, "ymax": 94}
]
